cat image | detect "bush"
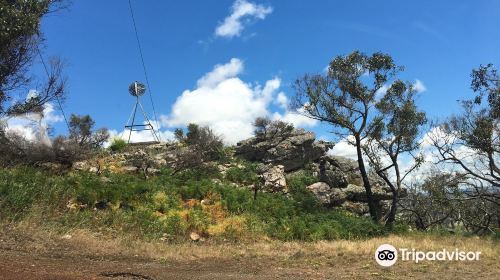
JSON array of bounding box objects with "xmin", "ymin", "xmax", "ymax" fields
[
  {"xmin": 0, "ymin": 127, "xmax": 104, "ymax": 168},
  {"xmin": 172, "ymin": 124, "xmax": 225, "ymax": 174},
  {"xmin": 253, "ymin": 117, "xmax": 294, "ymax": 139},
  {"xmin": 109, "ymin": 138, "xmax": 127, "ymax": 152},
  {"xmin": 0, "ymin": 167, "xmax": 386, "ymax": 241},
  {"xmin": 225, "ymin": 162, "xmax": 259, "ymax": 185}
]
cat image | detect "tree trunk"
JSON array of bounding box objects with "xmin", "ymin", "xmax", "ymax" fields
[
  {"xmin": 355, "ymin": 135, "xmax": 379, "ymax": 222},
  {"xmin": 385, "ymin": 191, "xmax": 398, "ymax": 228}
]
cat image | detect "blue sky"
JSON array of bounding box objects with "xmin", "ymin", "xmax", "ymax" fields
[{"xmin": 28, "ymin": 0, "xmax": 500, "ymax": 146}]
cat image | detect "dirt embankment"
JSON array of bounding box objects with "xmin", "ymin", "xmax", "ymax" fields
[{"xmin": 0, "ymin": 226, "xmax": 498, "ymax": 280}]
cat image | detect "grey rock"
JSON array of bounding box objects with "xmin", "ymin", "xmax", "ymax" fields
[
  {"xmin": 343, "ymin": 184, "xmax": 394, "ymax": 202},
  {"xmin": 201, "ymin": 199, "xmax": 213, "ymax": 206},
  {"xmin": 235, "ymin": 129, "xmax": 334, "ymax": 171},
  {"xmin": 339, "ymin": 201, "xmax": 369, "ymax": 215},
  {"xmin": 190, "ymin": 232, "xmax": 201, "ymax": 242},
  {"xmin": 72, "ymin": 161, "xmax": 88, "ymax": 171},
  {"xmin": 330, "ymin": 188, "xmax": 348, "ymax": 206},
  {"xmin": 317, "ymin": 155, "xmax": 362, "ymax": 188},
  {"xmin": 306, "ymin": 182, "xmax": 331, "ymax": 205},
  {"xmin": 306, "ymin": 182, "xmax": 347, "ymax": 206},
  {"xmin": 146, "ymin": 167, "xmax": 160, "ymax": 174},
  {"xmin": 260, "ymin": 165, "xmax": 287, "ymax": 193}
]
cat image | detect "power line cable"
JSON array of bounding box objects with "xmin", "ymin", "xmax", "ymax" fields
[
  {"xmin": 127, "ymin": 0, "xmax": 162, "ymax": 141},
  {"xmin": 36, "ymin": 45, "xmax": 71, "ymax": 132}
]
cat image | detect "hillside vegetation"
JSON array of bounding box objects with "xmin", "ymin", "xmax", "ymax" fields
[{"xmin": 0, "ymin": 165, "xmax": 387, "ymax": 242}]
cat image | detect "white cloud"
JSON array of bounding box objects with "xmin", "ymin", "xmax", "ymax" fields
[
  {"xmin": 163, "ymin": 58, "xmax": 317, "ymax": 145},
  {"xmin": 196, "ymin": 58, "xmax": 244, "ymax": 88},
  {"xmin": 327, "ymin": 127, "xmax": 487, "ymax": 184},
  {"xmin": 276, "ymin": 92, "xmax": 288, "ymax": 109},
  {"xmin": 3, "ymin": 94, "xmax": 63, "ymax": 146},
  {"xmin": 375, "ymin": 84, "xmax": 389, "ymax": 98},
  {"xmin": 323, "ymin": 65, "xmax": 329, "ymax": 74},
  {"xmin": 215, "ymin": 0, "xmax": 273, "ymax": 38},
  {"xmin": 328, "ymin": 135, "xmax": 358, "ymax": 160},
  {"xmin": 272, "ymin": 106, "xmax": 318, "ymax": 128},
  {"xmin": 413, "ymin": 79, "xmax": 427, "ymax": 93},
  {"xmin": 271, "ymin": 92, "xmax": 318, "ymax": 128},
  {"xmin": 164, "ymin": 59, "xmax": 279, "ymax": 144}
]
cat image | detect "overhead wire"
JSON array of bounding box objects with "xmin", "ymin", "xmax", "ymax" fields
[
  {"xmin": 127, "ymin": 0, "xmax": 161, "ymax": 141},
  {"xmin": 36, "ymin": 45, "xmax": 71, "ymax": 132}
]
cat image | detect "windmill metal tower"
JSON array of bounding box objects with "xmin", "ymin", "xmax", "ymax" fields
[{"xmin": 124, "ymin": 81, "xmax": 160, "ymax": 144}]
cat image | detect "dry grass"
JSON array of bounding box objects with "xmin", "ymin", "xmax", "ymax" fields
[
  {"xmin": 14, "ymin": 224, "xmax": 497, "ymax": 262},
  {"xmin": 2, "ymin": 224, "xmax": 499, "ymax": 279}
]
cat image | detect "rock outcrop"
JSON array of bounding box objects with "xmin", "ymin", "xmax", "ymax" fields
[
  {"xmin": 234, "ymin": 128, "xmax": 406, "ymax": 216},
  {"xmin": 71, "ymin": 127, "xmax": 406, "ymax": 216},
  {"xmin": 259, "ymin": 164, "xmax": 287, "ymax": 193},
  {"xmin": 316, "ymin": 155, "xmax": 363, "ymax": 188},
  {"xmin": 307, "ymin": 181, "xmax": 400, "ymax": 215},
  {"xmin": 235, "ymin": 129, "xmax": 333, "ymax": 172},
  {"xmin": 72, "ymin": 142, "xmax": 178, "ymax": 174}
]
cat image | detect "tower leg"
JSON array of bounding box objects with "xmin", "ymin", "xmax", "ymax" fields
[{"xmin": 128, "ymin": 98, "xmax": 139, "ymax": 144}]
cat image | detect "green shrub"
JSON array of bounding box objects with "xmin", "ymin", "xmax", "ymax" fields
[
  {"xmin": 0, "ymin": 167, "xmax": 385, "ymax": 241},
  {"xmin": 174, "ymin": 165, "xmax": 221, "ymax": 182},
  {"xmin": 216, "ymin": 146, "xmax": 234, "ymax": 164},
  {"xmin": 163, "ymin": 212, "xmax": 187, "ymax": 236},
  {"xmin": 109, "ymin": 138, "xmax": 127, "ymax": 152},
  {"xmin": 225, "ymin": 163, "xmax": 259, "ymax": 185},
  {"xmin": 287, "ymin": 170, "xmax": 321, "ymax": 213}
]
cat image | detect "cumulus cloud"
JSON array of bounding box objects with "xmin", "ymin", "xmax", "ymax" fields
[
  {"xmin": 163, "ymin": 58, "xmax": 317, "ymax": 144},
  {"xmin": 196, "ymin": 58, "xmax": 244, "ymax": 88},
  {"xmin": 413, "ymin": 79, "xmax": 427, "ymax": 93},
  {"xmin": 215, "ymin": 0, "xmax": 273, "ymax": 38},
  {"xmin": 375, "ymin": 84, "xmax": 390, "ymax": 98},
  {"xmin": 271, "ymin": 91, "xmax": 318, "ymax": 127},
  {"xmin": 163, "ymin": 58, "xmax": 278, "ymax": 144},
  {"xmin": 275, "ymin": 92, "xmax": 288, "ymax": 109},
  {"xmin": 272, "ymin": 110, "xmax": 318, "ymax": 128},
  {"xmin": 3, "ymin": 92, "xmax": 63, "ymax": 146},
  {"xmin": 328, "ymin": 135, "xmax": 358, "ymax": 160}
]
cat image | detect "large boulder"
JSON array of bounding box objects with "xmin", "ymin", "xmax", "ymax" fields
[
  {"xmin": 306, "ymin": 181, "xmax": 398, "ymax": 214},
  {"xmin": 306, "ymin": 182, "xmax": 331, "ymax": 205},
  {"xmin": 342, "ymin": 184, "xmax": 394, "ymax": 202},
  {"xmin": 260, "ymin": 164, "xmax": 287, "ymax": 193},
  {"xmin": 306, "ymin": 182, "xmax": 347, "ymax": 206},
  {"xmin": 235, "ymin": 129, "xmax": 333, "ymax": 171},
  {"xmin": 312, "ymin": 155, "xmax": 363, "ymax": 188},
  {"xmin": 339, "ymin": 201, "xmax": 370, "ymax": 215}
]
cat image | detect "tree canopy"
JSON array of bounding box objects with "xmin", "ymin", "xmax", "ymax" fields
[
  {"xmin": 0, "ymin": 0, "xmax": 66, "ymax": 117},
  {"xmin": 294, "ymin": 50, "xmax": 405, "ymax": 221}
]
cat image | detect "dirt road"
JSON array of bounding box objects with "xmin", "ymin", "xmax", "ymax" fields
[{"xmin": 0, "ymin": 227, "xmax": 498, "ymax": 280}]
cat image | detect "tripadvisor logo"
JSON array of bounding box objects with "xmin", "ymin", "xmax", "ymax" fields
[
  {"xmin": 375, "ymin": 244, "xmax": 398, "ymax": 267},
  {"xmin": 375, "ymin": 244, "xmax": 481, "ymax": 267}
]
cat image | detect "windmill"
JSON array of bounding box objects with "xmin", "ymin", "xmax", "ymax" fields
[{"xmin": 124, "ymin": 81, "xmax": 160, "ymax": 144}]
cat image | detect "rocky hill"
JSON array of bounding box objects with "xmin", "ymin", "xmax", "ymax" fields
[{"xmin": 73, "ymin": 128, "xmax": 400, "ymax": 216}]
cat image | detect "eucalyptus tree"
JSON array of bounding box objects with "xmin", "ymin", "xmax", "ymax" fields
[
  {"xmin": 428, "ymin": 65, "xmax": 499, "ymax": 233},
  {"xmin": 294, "ymin": 50, "xmax": 403, "ymax": 221},
  {"xmin": 363, "ymin": 81, "xmax": 427, "ymax": 228},
  {"xmin": 0, "ymin": 0, "xmax": 66, "ymax": 117}
]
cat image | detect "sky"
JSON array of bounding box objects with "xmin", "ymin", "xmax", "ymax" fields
[{"xmin": 8, "ymin": 0, "xmax": 500, "ymax": 153}]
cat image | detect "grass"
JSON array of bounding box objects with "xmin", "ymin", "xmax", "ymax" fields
[
  {"xmin": 108, "ymin": 138, "xmax": 127, "ymax": 152},
  {"xmin": 0, "ymin": 166, "xmax": 385, "ymax": 242},
  {"xmin": 1, "ymin": 223, "xmax": 497, "ymax": 280},
  {"xmin": 3, "ymin": 224, "xmax": 498, "ymax": 268}
]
